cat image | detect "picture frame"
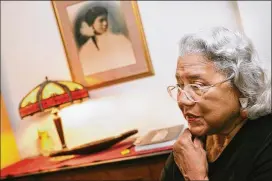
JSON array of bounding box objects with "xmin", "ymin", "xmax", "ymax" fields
[{"xmin": 52, "ymin": 1, "xmax": 154, "ymax": 89}]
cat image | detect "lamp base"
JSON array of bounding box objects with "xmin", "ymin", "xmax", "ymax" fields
[
  {"xmin": 49, "ymin": 129, "xmax": 138, "ymax": 157},
  {"xmin": 53, "ymin": 112, "xmax": 67, "ymax": 149}
]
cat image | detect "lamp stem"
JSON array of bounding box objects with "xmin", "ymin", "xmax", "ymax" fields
[{"xmin": 53, "ymin": 111, "xmax": 67, "ymax": 149}]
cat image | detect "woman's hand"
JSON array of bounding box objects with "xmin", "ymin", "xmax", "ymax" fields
[{"xmin": 173, "ymin": 128, "xmax": 209, "ymax": 181}]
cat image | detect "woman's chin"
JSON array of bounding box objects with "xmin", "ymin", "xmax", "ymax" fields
[{"xmin": 188, "ymin": 126, "xmax": 207, "ymax": 136}]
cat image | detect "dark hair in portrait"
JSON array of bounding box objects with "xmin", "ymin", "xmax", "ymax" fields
[{"xmin": 73, "ymin": 1, "xmax": 129, "ymax": 51}]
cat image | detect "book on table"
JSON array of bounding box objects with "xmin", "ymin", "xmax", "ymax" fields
[{"xmin": 134, "ymin": 124, "xmax": 184, "ymax": 152}]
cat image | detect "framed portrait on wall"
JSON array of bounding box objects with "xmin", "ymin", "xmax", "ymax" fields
[{"xmin": 52, "ymin": 1, "xmax": 154, "ymax": 89}]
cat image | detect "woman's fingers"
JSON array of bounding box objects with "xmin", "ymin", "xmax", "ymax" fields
[
  {"xmin": 177, "ymin": 128, "xmax": 194, "ymax": 147},
  {"xmin": 193, "ymin": 137, "xmax": 204, "ymax": 149},
  {"xmin": 173, "ymin": 129, "xmax": 208, "ymax": 180},
  {"xmin": 182, "ymin": 128, "xmax": 192, "ymax": 139}
]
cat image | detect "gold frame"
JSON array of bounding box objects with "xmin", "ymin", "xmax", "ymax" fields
[{"xmin": 51, "ymin": 1, "xmax": 154, "ymax": 89}]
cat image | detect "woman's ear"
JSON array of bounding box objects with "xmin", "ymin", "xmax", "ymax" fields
[
  {"xmin": 240, "ymin": 109, "xmax": 248, "ymax": 120},
  {"xmin": 239, "ymin": 98, "xmax": 248, "ymax": 109}
]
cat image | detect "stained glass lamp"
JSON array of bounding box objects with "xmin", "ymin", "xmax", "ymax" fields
[{"xmin": 19, "ymin": 77, "xmax": 89, "ymax": 149}]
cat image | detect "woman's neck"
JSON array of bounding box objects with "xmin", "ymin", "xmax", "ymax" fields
[
  {"xmin": 206, "ymin": 118, "xmax": 247, "ymax": 162},
  {"xmin": 218, "ymin": 117, "xmax": 245, "ymax": 144}
]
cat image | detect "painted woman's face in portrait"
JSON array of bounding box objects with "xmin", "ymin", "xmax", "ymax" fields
[{"xmin": 92, "ymin": 15, "xmax": 108, "ymax": 34}]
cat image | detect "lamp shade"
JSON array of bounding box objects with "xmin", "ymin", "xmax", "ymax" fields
[{"xmin": 19, "ymin": 77, "xmax": 89, "ymax": 119}]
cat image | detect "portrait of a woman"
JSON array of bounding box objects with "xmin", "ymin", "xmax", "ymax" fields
[{"xmin": 70, "ymin": 2, "xmax": 137, "ymax": 76}]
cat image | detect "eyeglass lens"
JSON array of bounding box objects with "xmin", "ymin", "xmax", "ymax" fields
[{"xmin": 170, "ymin": 85, "xmax": 202, "ymax": 102}]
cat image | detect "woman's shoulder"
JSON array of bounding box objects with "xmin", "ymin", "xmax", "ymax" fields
[
  {"xmin": 251, "ymin": 113, "xmax": 272, "ymax": 122},
  {"xmin": 241, "ymin": 113, "xmax": 272, "ymax": 142},
  {"xmin": 246, "ymin": 113, "xmax": 272, "ymax": 135},
  {"xmin": 247, "ymin": 114, "xmax": 272, "ymax": 180},
  {"xmin": 106, "ymin": 32, "xmax": 131, "ymax": 43},
  {"xmin": 236, "ymin": 113, "xmax": 272, "ymax": 157}
]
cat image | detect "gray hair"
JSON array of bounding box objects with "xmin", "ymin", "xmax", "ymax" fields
[{"xmin": 178, "ymin": 27, "xmax": 271, "ymax": 120}]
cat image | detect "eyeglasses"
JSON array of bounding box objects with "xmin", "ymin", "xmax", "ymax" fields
[{"xmin": 167, "ymin": 74, "xmax": 234, "ymax": 103}]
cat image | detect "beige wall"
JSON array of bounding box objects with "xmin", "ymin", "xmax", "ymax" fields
[
  {"xmin": 1, "ymin": 1, "xmax": 270, "ymax": 158},
  {"xmin": 237, "ymin": 1, "xmax": 271, "ymax": 77}
]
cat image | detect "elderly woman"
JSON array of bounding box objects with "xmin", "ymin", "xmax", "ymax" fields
[{"xmin": 161, "ymin": 27, "xmax": 271, "ymax": 181}]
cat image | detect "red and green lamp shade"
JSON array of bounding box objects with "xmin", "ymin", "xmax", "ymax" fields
[{"xmin": 19, "ymin": 77, "xmax": 89, "ymax": 119}]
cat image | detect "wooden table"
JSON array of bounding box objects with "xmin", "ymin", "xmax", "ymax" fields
[{"xmin": 1, "ymin": 143, "xmax": 171, "ymax": 181}]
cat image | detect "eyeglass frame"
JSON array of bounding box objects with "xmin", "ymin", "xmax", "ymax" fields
[{"xmin": 167, "ymin": 74, "xmax": 235, "ymax": 103}]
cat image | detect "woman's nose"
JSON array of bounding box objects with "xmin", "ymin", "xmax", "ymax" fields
[{"xmin": 178, "ymin": 94, "xmax": 195, "ymax": 107}]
